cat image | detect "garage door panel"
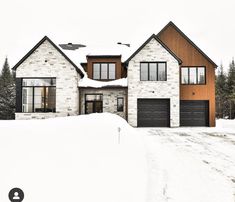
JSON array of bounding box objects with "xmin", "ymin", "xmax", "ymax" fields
[
  {"xmin": 137, "ymin": 99, "xmax": 170, "ymax": 127},
  {"xmin": 180, "ymin": 100, "xmax": 209, "ymax": 126}
]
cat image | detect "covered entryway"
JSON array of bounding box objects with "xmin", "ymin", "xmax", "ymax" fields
[
  {"xmin": 180, "ymin": 100, "xmax": 209, "ymax": 126},
  {"xmin": 137, "ymin": 99, "xmax": 170, "ymax": 127}
]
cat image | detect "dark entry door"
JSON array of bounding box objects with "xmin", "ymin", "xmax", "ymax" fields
[
  {"xmin": 180, "ymin": 100, "xmax": 209, "ymax": 126},
  {"xmin": 137, "ymin": 99, "xmax": 170, "ymax": 127},
  {"xmin": 85, "ymin": 101, "xmax": 103, "ymax": 114}
]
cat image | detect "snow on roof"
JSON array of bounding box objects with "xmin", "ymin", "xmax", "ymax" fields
[
  {"xmin": 62, "ymin": 43, "xmax": 134, "ymax": 63},
  {"xmin": 56, "ymin": 42, "xmax": 134, "ymax": 78},
  {"xmin": 79, "ymin": 77, "xmax": 127, "ymax": 88}
]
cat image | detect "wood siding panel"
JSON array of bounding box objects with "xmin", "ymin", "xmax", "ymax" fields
[
  {"xmin": 86, "ymin": 57, "xmax": 126, "ymax": 80},
  {"xmin": 158, "ymin": 26, "xmax": 215, "ymax": 126}
]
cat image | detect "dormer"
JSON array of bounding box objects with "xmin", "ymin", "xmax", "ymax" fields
[{"xmin": 81, "ymin": 55, "xmax": 127, "ymax": 80}]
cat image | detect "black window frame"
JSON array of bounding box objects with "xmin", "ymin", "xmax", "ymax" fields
[
  {"xmin": 92, "ymin": 63, "xmax": 116, "ymax": 80},
  {"xmin": 140, "ymin": 62, "xmax": 167, "ymax": 81},
  {"xmin": 181, "ymin": 66, "xmax": 206, "ymax": 85},
  {"xmin": 21, "ymin": 78, "xmax": 56, "ymax": 113},
  {"xmin": 85, "ymin": 94, "xmax": 103, "ymax": 114},
  {"xmin": 117, "ymin": 97, "xmax": 124, "ymax": 112}
]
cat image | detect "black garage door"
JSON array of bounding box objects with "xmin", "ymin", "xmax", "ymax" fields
[
  {"xmin": 137, "ymin": 99, "xmax": 170, "ymax": 127},
  {"xmin": 180, "ymin": 100, "xmax": 209, "ymax": 126}
]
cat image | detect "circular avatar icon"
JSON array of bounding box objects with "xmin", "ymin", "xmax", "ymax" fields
[{"xmin": 8, "ymin": 188, "xmax": 24, "ymax": 202}]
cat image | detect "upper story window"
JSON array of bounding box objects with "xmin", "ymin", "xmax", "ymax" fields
[
  {"xmin": 22, "ymin": 78, "xmax": 56, "ymax": 113},
  {"xmin": 93, "ymin": 63, "xmax": 116, "ymax": 80},
  {"xmin": 181, "ymin": 67, "xmax": 206, "ymax": 85},
  {"xmin": 140, "ymin": 62, "xmax": 167, "ymax": 81}
]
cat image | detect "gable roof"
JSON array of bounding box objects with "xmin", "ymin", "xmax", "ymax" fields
[
  {"xmin": 157, "ymin": 21, "xmax": 217, "ymax": 68},
  {"xmin": 125, "ymin": 34, "xmax": 182, "ymax": 64},
  {"xmin": 12, "ymin": 36, "xmax": 84, "ymax": 77}
]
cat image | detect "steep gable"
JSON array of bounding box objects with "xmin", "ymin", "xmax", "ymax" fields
[
  {"xmin": 157, "ymin": 21, "xmax": 217, "ymax": 68},
  {"xmin": 125, "ymin": 34, "xmax": 182, "ymax": 64},
  {"xmin": 12, "ymin": 36, "xmax": 84, "ymax": 77}
]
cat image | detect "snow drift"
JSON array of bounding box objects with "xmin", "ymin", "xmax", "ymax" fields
[{"xmin": 0, "ymin": 113, "xmax": 147, "ymax": 202}]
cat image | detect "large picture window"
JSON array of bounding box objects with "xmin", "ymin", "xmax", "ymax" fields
[
  {"xmin": 140, "ymin": 62, "xmax": 167, "ymax": 81},
  {"xmin": 22, "ymin": 78, "xmax": 56, "ymax": 113},
  {"xmin": 181, "ymin": 67, "xmax": 206, "ymax": 84},
  {"xmin": 92, "ymin": 63, "xmax": 116, "ymax": 80}
]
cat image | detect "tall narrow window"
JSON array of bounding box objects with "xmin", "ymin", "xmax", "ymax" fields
[
  {"xmin": 158, "ymin": 63, "xmax": 166, "ymax": 81},
  {"xmin": 101, "ymin": 63, "xmax": 108, "ymax": 79},
  {"xmin": 198, "ymin": 67, "xmax": 205, "ymax": 84},
  {"xmin": 181, "ymin": 67, "xmax": 189, "ymax": 84},
  {"xmin": 149, "ymin": 63, "xmax": 157, "ymax": 81},
  {"xmin": 117, "ymin": 97, "xmax": 124, "ymax": 112},
  {"xmin": 140, "ymin": 63, "xmax": 148, "ymax": 81},
  {"xmin": 22, "ymin": 78, "xmax": 56, "ymax": 113},
  {"xmin": 189, "ymin": 68, "xmax": 197, "ymax": 84},
  {"xmin": 109, "ymin": 64, "xmax": 116, "ymax": 80},
  {"xmin": 93, "ymin": 64, "xmax": 100, "ymax": 79},
  {"xmin": 22, "ymin": 88, "xmax": 33, "ymax": 113}
]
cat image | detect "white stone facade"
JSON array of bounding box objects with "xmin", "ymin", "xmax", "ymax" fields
[
  {"xmin": 128, "ymin": 38, "xmax": 180, "ymax": 127},
  {"xmin": 80, "ymin": 88, "xmax": 127, "ymax": 119},
  {"xmin": 15, "ymin": 39, "xmax": 81, "ymax": 120}
]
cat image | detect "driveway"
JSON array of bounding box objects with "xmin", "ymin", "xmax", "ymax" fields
[{"xmin": 138, "ymin": 122, "xmax": 235, "ymax": 202}]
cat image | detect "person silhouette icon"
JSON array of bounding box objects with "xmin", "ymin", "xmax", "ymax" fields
[
  {"xmin": 9, "ymin": 188, "xmax": 24, "ymax": 202},
  {"xmin": 13, "ymin": 192, "xmax": 20, "ymax": 200}
]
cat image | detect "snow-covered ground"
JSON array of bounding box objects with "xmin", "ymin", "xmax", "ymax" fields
[
  {"xmin": 0, "ymin": 115, "xmax": 235, "ymax": 202},
  {"xmin": 140, "ymin": 119, "xmax": 235, "ymax": 202},
  {"xmin": 0, "ymin": 113, "xmax": 147, "ymax": 202}
]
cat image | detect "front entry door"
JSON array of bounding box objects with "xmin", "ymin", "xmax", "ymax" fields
[{"xmin": 85, "ymin": 101, "xmax": 103, "ymax": 114}]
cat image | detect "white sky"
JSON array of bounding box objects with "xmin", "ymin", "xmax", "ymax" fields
[{"xmin": 1, "ymin": 0, "xmax": 235, "ymax": 72}]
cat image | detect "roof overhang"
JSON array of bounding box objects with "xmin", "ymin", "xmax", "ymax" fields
[
  {"xmin": 125, "ymin": 34, "xmax": 182, "ymax": 65},
  {"xmin": 12, "ymin": 36, "xmax": 85, "ymax": 78},
  {"xmin": 157, "ymin": 21, "xmax": 218, "ymax": 68}
]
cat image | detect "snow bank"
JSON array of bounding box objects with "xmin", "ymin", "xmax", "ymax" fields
[
  {"xmin": 0, "ymin": 113, "xmax": 147, "ymax": 202},
  {"xmin": 216, "ymin": 119, "xmax": 235, "ymax": 132},
  {"xmin": 79, "ymin": 77, "xmax": 127, "ymax": 88}
]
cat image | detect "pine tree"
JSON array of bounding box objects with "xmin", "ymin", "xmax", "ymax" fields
[
  {"xmin": 0, "ymin": 57, "xmax": 16, "ymax": 119},
  {"xmin": 216, "ymin": 64, "xmax": 228, "ymax": 118},
  {"xmin": 226, "ymin": 58, "xmax": 235, "ymax": 119},
  {"xmin": 227, "ymin": 58, "xmax": 235, "ymax": 95}
]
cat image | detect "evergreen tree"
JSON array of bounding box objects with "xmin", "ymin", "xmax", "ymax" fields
[
  {"xmin": 0, "ymin": 57, "xmax": 16, "ymax": 119},
  {"xmin": 227, "ymin": 58, "xmax": 235, "ymax": 95},
  {"xmin": 226, "ymin": 58, "xmax": 235, "ymax": 119},
  {"xmin": 216, "ymin": 64, "xmax": 228, "ymax": 118}
]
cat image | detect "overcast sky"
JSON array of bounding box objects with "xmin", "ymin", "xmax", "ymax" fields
[{"xmin": 1, "ymin": 0, "xmax": 235, "ymax": 72}]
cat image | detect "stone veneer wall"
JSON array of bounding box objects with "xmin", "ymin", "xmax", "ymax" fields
[
  {"xmin": 80, "ymin": 88, "xmax": 127, "ymax": 119},
  {"xmin": 15, "ymin": 39, "xmax": 81, "ymax": 120},
  {"xmin": 128, "ymin": 38, "xmax": 180, "ymax": 127}
]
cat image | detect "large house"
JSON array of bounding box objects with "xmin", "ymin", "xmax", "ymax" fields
[{"xmin": 13, "ymin": 22, "xmax": 217, "ymax": 127}]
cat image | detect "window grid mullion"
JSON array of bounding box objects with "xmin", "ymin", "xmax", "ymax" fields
[
  {"xmin": 148, "ymin": 63, "xmax": 150, "ymax": 81},
  {"xmin": 107, "ymin": 63, "xmax": 109, "ymax": 80},
  {"xmin": 99, "ymin": 64, "xmax": 101, "ymax": 80},
  {"xmin": 32, "ymin": 87, "xmax": 35, "ymax": 112},
  {"xmin": 44, "ymin": 87, "xmax": 46, "ymax": 112},
  {"xmin": 188, "ymin": 67, "xmax": 190, "ymax": 84},
  {"xmin": 156, "ymin": 63, "xmax": 159, "ymax": 81}
]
